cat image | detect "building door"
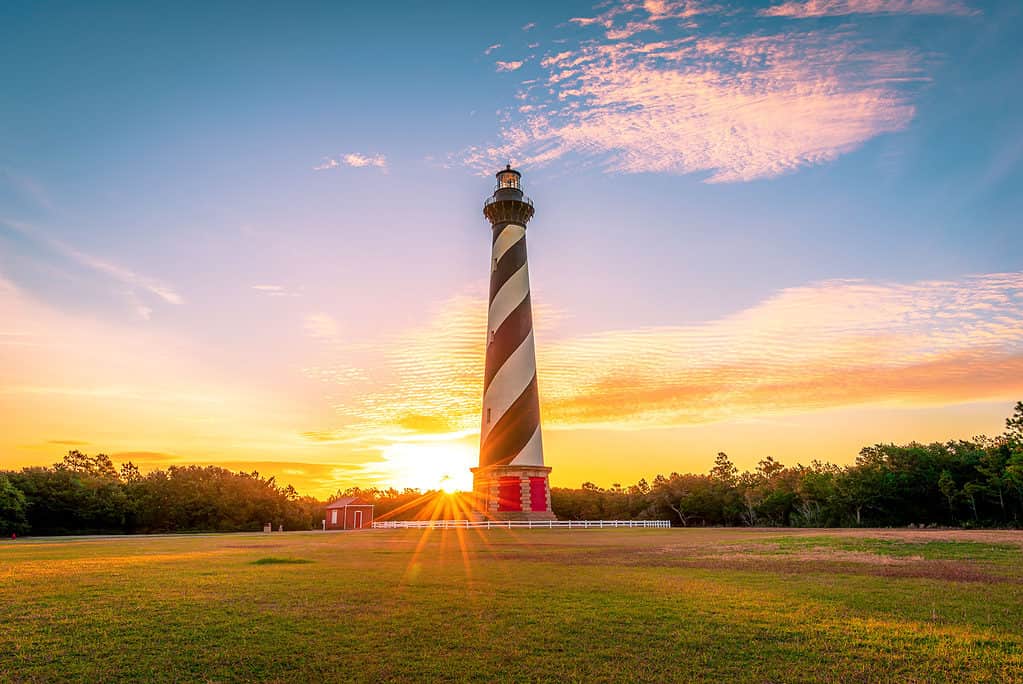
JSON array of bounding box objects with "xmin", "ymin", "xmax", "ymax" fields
[
  {"xmin": 330, "ymin": 509, "xmax": 338, "ymax": 526},
  {"xmin": 529, "ymin": 477, "xmax": 547, "ymax": 512},
  {"xmin": 353, "ymin": 510, "xmax": 363, "ymax": 529},
  {"xmin": 498, "ymin": 477, "xmax": 522, "ymax": 511}
]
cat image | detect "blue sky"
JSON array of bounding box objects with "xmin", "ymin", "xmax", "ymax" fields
[{"xmin": 1, "ymin": 1, "xmax": 1021, "ymax": 495}]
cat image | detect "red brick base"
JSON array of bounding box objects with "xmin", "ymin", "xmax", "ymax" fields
[{"xmin": 470, "ymin": 465, "xmax": 556, "ymax": 521}]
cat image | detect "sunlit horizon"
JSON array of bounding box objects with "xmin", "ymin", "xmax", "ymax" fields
[{"xmin": 2, "ymin": 1, "xmax": 1021, "ymax": 499}]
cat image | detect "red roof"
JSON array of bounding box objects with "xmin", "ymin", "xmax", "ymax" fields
[{"xmin": 325, "ymin": 496, "xmax": 373, "ymax": 509}]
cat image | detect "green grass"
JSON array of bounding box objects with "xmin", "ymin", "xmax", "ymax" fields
[
  {"xmin": 764, "ymin": 534, "xmax": 1022, "ymax": 561},
  {"xmin": 2, "ymin": 528, "xmax": 1022, "ymax": 682}
]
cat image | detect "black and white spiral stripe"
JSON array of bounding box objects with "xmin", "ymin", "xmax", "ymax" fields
[{"xmin": 479, "ymin": 222, "xmax": 544, "ymax": 467}]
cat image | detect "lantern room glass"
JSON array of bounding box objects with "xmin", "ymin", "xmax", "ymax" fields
[{"xmin": 498, "ymin": 171, "xmax": 520, "ymax": 190}]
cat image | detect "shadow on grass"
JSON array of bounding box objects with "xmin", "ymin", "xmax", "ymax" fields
[{"xmin": 251, "ymin": 557, "xmax": 314, "ymax": 565}]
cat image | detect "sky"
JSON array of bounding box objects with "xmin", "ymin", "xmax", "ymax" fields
[{"xmin": 1, "ymin": 0, "xmax": 1021, "ymax": 498}]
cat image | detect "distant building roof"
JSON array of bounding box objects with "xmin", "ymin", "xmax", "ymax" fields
[{"xmin": 326, "ymin": 496, "xmax": 373, "ymax": 509}]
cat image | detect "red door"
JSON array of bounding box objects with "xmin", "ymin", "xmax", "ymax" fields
[
  {"xmin": 498, "ymin": 477, "xmax": 522, "ymax": 511},
  {"xmin": 529, "ymin": 477, "xmax": 547, "ymax": 512}
]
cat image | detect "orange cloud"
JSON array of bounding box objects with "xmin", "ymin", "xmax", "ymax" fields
[
  {"xmin": 110, "ymin": 451, "xmax": 180, "ymax": 462},
  {"xmin": 302, "ymin": 291, "xmax": 566, "ymax": 442},
  {"xmin": 3, "ymin": 269, "xmax": 1018, "ymax": 492},
  {"xmin": 537, "ymin": 274, "xmax": 1023, "ymax": 426},
  {"xmin": 3, "ymin": 269, "xmax": 1020, "ymax": 495},
  {"xmin": 307, "ymin": 272, "xmax": 1023, "ymax": 438}
]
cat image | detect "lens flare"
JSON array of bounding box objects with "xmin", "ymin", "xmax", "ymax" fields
[{"xmin": 377, "ymin": 439, "xmax": 476, "ymax": 493}]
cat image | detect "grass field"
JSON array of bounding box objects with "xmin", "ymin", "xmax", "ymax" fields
[{"xmin": 2, "ymin": 527, "xmax": 1022, "ymax": 682}]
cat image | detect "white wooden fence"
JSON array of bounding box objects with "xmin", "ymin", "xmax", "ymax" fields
[{"xmin": 372, "ymin": 519, "xmax": 670, "ymax": 530}]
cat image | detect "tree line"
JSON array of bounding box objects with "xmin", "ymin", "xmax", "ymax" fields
[
  {"xmin": 2, "ymin": 402, "xmax": 1021, "ymax": 535},
  {"xmin": 0, "ymin": 453, "xmax": 323, "ymax": 536},
  {"xmin": 553, "ymin": 402, "xmax": 1023, "ymax": 528}
]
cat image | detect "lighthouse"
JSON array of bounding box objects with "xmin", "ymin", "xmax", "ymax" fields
[{"xmin": 471, "ymin": 166, "xmax": 555, "ymax": 520}]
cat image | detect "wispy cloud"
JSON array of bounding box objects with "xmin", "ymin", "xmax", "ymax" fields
[
  {"xmin": 297, "ymin": 290, "xmax": 562, "ymax": 443},
  {"xmin": 6, "ymin": 266, "xmax": 1018, "ymax": 492},
  {"xmin": 65, "ymin": 245, "xmax": 182, "ymax": 305},
  {"xmin": 522, "ymin": 22, "xmax": 537, "ymax": 31},
  {"xmin": 304, "ymin": 312, "xmax": 341, "ymax": 340},
  {"xmin": 496, "ymin": 60, "xmax": 525, "ymax": 72},
  {"xmin": 312, "ymin": 272, "xmax": 1023, "ymax": 437},
  {"xmin": 569, "ymin": 0, "xmax": 712, "ymax": 35},
  {"xmin": 761, "ymin": 0, "xmax": 977, "ymax": 18},
  {"xmin": 0, "ymin": 275, "xmax": 314, "ymax": 469},
  {"xmin": 0, "ymin": 218, "xmax": 182, "ymax": 314},
  {"xmin": 0, "ymin": 169, "xmax": 55, "ymax": 212},
  {"xmin": 484, "ymin": 43, "xmax": 502, "ymax": 55},
  {"xmin": 2, "ymin": 384, "xmax": 225, "ymax": 403},
  {"xmin": 251, "ymin": 284, "xmax": 298, "ymax": 298},
  {"xmin": 313, "ymin": 153, "xmax": 388, "ymax": 172},
  {"xmin": 537, "ymin": 274, "xmax": 1023, "ymax": 427},
  {"xmin": 462, "ymin": 0, "xmax": 958, "ymax": 181}
]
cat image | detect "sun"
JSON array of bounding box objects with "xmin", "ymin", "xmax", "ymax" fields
[{"xmin": 378, "ymin": 439, "xmax": 476, "ymax": 493}]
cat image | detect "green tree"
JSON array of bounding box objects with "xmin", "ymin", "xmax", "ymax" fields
[
  {"xmin": 0, "ymin": 474, "xmax": 29, "ymax": 536},
  {"xmin": 1006, "ymin": 401, "xmax": 1023, "ymax": 444},
  {"xmin": 56, "ymin": 450, "xmax": 119, "ymax": 480},
  {"xmin": 120, "ymin": 461, "xmax": 143, "ymax": 484},
  {"xmin": 651, "ymin": 473, "xmax": 717, "ymax": 526},
  {"xmin": 976, "ymin": 443, "xmax": 1010, "ymax": 518},
  {"xmin": 710, "ymin": 452, "xmax": 738, "ymax": 487},
  {"xmin": 795, "ymin": 462, "xmax": 842, "ymax": 526}
]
